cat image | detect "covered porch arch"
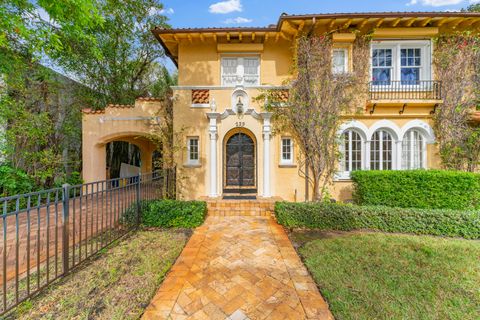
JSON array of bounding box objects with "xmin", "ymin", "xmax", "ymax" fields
[{"xmin": 82, "ymin": 99, "xmax": 163, "ymax": 183}]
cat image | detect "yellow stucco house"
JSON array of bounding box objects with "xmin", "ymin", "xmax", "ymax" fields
[{"xmin": 82, "ymin": 12, "xmax": 480, "ymax": 201}]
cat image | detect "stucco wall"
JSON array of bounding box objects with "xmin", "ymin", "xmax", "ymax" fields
[
  {"xmin": 170, "ymin": 33, "xmax": 443, "ymax": 201},
  {"xmin": 82, "ymin": 30, "xmax": 445, "ymax": 202},
  {"xmin": 82, "ymin": 100, "xmax": 161, "ymax": 183}
]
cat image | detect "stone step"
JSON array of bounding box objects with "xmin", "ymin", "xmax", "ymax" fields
[
  {"xmin": 205, "ymin": 198, "xmax": 279, "ymax": 217},
  {"xmin": 222, "ymin": 194, "xmax": 257, "ymax": 200}
]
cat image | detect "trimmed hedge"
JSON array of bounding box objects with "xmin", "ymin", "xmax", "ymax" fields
[
  {"xmin": 351, "ymin": 170, "xmax": 480, "ymax": 210},
  {"xmin": 142, "ymin": 200, "xmax": 207, "ymax": 228},
  {"xmin": 122, "ymin": 200, "xmax": 207, "ymax": 228},
  {"xmin": 275, "ymin": 201, "xmax": 480, "ymax": 239}
]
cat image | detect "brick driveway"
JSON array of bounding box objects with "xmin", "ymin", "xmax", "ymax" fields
[
  {"xmin": 0, "ymin": 185, "xmax": 157, "ymax": 287},
  {"xmin": 143, "ymin": 216, "xmax": 333, "ymax": 320}
]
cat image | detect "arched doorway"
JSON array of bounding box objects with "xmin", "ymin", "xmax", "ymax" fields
[
  {"xmin": 106, "ymin": 141, "xmax": 141, "ymax": 179},
  {"xmin": 224, "ymin": 130, "xmax": 256, "ymax": 193}
]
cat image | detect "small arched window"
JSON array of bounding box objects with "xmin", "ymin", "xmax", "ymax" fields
[
  {"xmin": 402, "ymin": 129, "xmax": 425, "ymax": 169},
  {"xmin": 370, "ymin": 130, "xmax": 393, "ymax": 170},
  {"xmin": 341, "ymin": 130, "xmax": 362, "ymax": 172}
]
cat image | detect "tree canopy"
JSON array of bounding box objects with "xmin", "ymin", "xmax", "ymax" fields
[
  {"xmin": 0, "ymin": 0, "xmax": 174, "ymax": 192},
  {"xmin": 1, "ymin": 0, "xmax": 103, "ymax": 61},
  {"xmin": 53, "ymin": 0, "xmax": 171, "ymax": 106}
]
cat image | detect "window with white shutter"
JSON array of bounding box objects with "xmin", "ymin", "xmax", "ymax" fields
[{"xmin": 221, "ymin": 57, "xmax": 259, "ymax": 86}]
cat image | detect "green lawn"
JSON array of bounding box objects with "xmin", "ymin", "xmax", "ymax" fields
[
  {"xmin": 293, "ymin": 231, "xmax": 480, "ymax": 320},
  {"xmin": 11, "ymin": 229, "xmax": 190, "ymax": 320}
]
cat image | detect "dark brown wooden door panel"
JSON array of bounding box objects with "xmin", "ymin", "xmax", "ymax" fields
[{"xmin": 225, "ymin": 133, "xmax": 255, "ymax": 187}]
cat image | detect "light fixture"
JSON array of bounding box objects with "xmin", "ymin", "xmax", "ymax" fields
[{"xmin": 210, "ymin": 98, "xmax": 216, "ymax": 112}]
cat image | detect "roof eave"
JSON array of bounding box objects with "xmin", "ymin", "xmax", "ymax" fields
[
  {"xmin": 152, "ymin": 28, "xmax": 178, "ymax": 67},
  {"xmin": 153, "ymin": 11, "xmax": 480, "ymax": 67}
]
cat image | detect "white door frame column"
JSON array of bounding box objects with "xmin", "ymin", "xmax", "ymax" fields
[
  {"xmin": 206, "ymin": 113, "xmax": 219, "ymax": 197},
  {"xmin": 247, "ymin": 109, "xmax": 272, "ymax": 198},
  {"xmin": 262, "ymin": 114, "xmax": 272, "ymax": 198}
]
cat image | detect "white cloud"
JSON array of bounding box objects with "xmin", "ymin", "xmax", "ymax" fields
[
  {"xmin": 148, "ymin": 6, "xmax": 174, "ymax": 16},
  {"xmin": 209, "ymin": 0, "xmax": 242, "ymax": 14},
  {"xmin": 162, "ymin": 8, "xmax": 175, "ymax": 14},
  {"xmin": 223, "ymin": 17, "xmax": 252, "ymax": 24},
  {"xmin": 407, "ymin": 0, "xmax": 465, "ymax": 6}
]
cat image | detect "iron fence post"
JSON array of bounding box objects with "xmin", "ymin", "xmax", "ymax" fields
[
  {"xmin": 62, "ymin": 184, "xmax": 70, "ymax": 275},
  {"xmin": 136, "ymin": 174, "xmax": 141, "ymax": 225},
  {"xmin": 163, "ymin": 169, "xmax": 167, "ymax": 199}
]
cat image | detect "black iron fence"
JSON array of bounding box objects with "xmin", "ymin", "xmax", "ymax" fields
[
  {"xmin": 0, "ymin": 168, "xmax": 175, "ymax": 315},
  {"xmin": 369, "ymin": 80, "xmax": 442, "ymax": 100}
]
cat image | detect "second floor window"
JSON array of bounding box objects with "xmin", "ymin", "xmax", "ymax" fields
[
  {"xmin": 371, "ymin": 41, "xmax": 431, "ymax": 86},
  {"xmin": 333, "ymin": 48, "xmax": 348, "ymax": 74},
  {"xmin": 221, "ymin": 57, "xmax": 259, "ymax": 86}
]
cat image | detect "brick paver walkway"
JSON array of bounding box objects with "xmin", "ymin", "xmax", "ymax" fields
[
  {"xmin": 143, "ymin": 216, "xmax": 333, "ymax": 320},
  {"xmin": 0, "ymin": 185, "xmax": 158, "ymax": 286}
]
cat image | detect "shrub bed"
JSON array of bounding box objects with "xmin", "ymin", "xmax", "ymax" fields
[
  {"xmin": 121, "ymin": 200, "xmax": 206, "ymax": 228},
  {"xmin": 275, "ymin": 201, "xmax": 480, "ymax": 239},
  {"xmin": 141, "ymin": 200, "xmax": 207, "ymax": 228},
  {"xmin": 351, "ymin": 170, "xmax": 480, "ymax": 210}
]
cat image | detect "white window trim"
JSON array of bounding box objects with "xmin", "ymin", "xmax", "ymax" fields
[
  {"xmin": 280, "ymin": 137, "xmax": 294, "ymax": 165},
  {"xmin": 401, "ymin": 129, "xmax": 428, "ymax": 170},
  {"xmin": 332, "ymin": 48, "xmax": 349, "ymax": 74},
  {"xmin": 370, "ymin": 40, "xmax": 432, "ymax": 88},
  {"xmin": 186, "ymin": 137, "xmax": 200, "ymax": 166},
  {"xmin": 370, "ymin": 130, "xmax": 396, "ymax": 171},
  {"xmin": 335, "ymin": 120, "xmax": 435, "ymax": 180},
  {"xmin": 337, "ymin": 129, "xmax": 366, "ymax": 180},
  {"xmin": 221, "ymin": 56, "xmax": 260, "ymax": 87}
]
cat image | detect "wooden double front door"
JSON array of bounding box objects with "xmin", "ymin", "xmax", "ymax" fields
[{"xmin": 225, "ymin": 133, "xmax": 255, "ymax": 187}]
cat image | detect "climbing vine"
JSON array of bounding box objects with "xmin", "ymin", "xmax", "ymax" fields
[
  {"xmin": 261, "ymin": 33, "xmax": 370, "ymax": 201},
  {"xmin": 433, "ymin": 33, "xmax": 480, "ymax": 172}
]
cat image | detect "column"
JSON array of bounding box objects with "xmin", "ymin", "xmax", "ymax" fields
[
  {"xmin": 263, "ymin": 114, "xmax": 272, "ymax": 198},
  {"xmin": 207, "ymin": 115, "xmax": 218, "ymax": 197}
]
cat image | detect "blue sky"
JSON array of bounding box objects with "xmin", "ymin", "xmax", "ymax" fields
[{"xmin": 160, "ymin": 0, "xmax": 479, "ymax": 29}]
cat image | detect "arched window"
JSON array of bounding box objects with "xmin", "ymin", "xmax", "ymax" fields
[
  {"xmin": 402, "ymin": 129, "xmax": 425, "ymax": 169},
  {"xmin": 341, "ymin": 130, "xmax": 362, "ymax": 172},
  {"xmin": 370, "ymin": 130, "xmax": 393, "ymax": 170}
]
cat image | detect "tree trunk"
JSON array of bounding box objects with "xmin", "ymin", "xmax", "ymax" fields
[{"xmin": 311, "ymin": 171, "xmax": 322, "ymax": 202}]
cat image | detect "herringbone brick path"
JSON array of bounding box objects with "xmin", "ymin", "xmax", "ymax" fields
[{"xmin": 143, "ymin": 214, "xmax": 333, "ymax": 320}]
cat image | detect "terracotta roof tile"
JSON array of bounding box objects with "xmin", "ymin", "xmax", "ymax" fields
[
  {"xmin": 278, "ymin": 89, "xmax": 289, "ymax": 102},
  {"xmin": 82, "ymin": 108, "xmax": 105, "ymax": 114},
  {"xmin": 106, "ymin": 104, "xmax": 135, "ymax": 109},
  {"xmin": 153, "ymin": 11, "xmax": 480, "ymax": 35},
  {"xmin": 192, "ymin": 89, "xmax": 210, "ymax": 104},
  {"xmin": 136, "ymin": 97, "xmax": 162, "ymax": 102}
]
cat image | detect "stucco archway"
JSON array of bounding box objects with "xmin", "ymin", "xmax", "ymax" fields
[
  {"xmin": 85, "ymin": 133, "xmax": 157, "ymax": 183},
  {"xmin": 82, "ymin": 99, "xmax": 162, "ymax": 183}
]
